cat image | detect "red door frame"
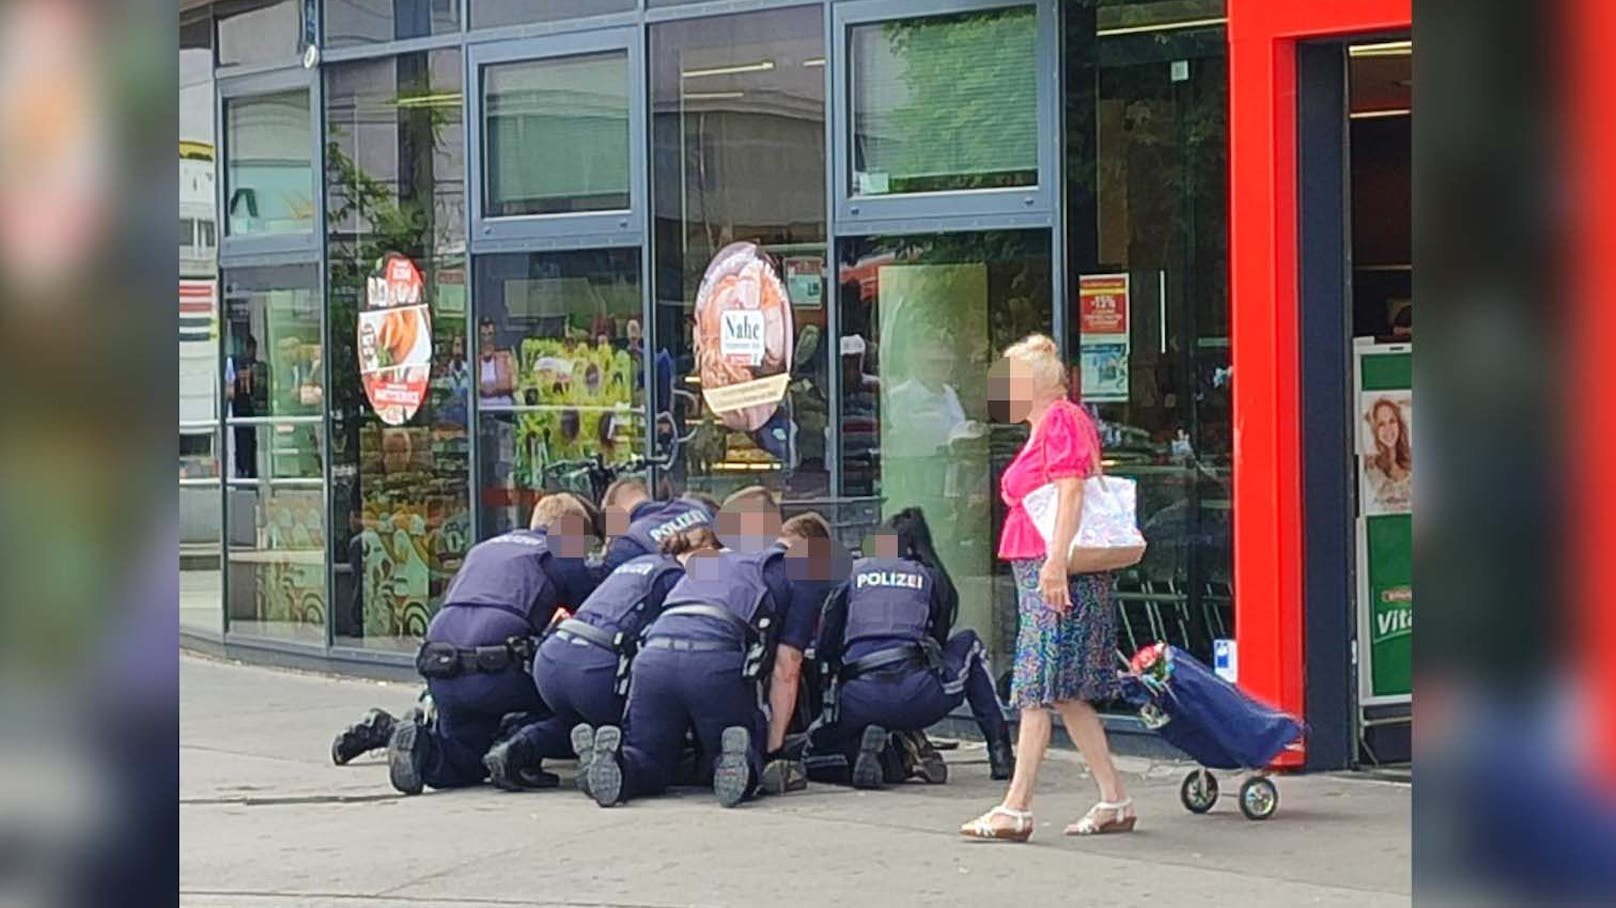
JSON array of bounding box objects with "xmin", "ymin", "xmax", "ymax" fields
[
  {"xmin": 1569, "ymin": 0, "xmax": 1616, "ymax": 789},
  {"xmin": 1227, "ymin": 0, "xmax": 1411, "ymax": 767}
]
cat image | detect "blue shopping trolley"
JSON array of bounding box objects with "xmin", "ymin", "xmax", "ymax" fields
[{"xmin": 1121, "ymin": 644, "xmax": 1304, "ymax": 820}]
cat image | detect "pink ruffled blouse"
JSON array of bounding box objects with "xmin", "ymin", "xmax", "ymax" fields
[{"xmin": 997, "ymin": 399, "xmax": 1101, "ymax": 561}]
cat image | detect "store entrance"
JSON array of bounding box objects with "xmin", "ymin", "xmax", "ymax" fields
[
  {"xmin": 1295, "ymin": 35, "xmax": 1411, "ymax": 770},
  {"xmin": 1346, "ymin": 39, "xmax": 1412, "ymax": 767}
]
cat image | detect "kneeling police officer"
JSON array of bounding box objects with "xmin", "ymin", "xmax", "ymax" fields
[
  {"xmin": 598, "ymin": 478, "xmax": 720, "ymax": 573},
  {"xmin": 482, "ymin": 525, "xmax": 723, "ymax": 790},
  {"xmin": 576, "ymin": 490, "xmax": 836, "ymax": 808},
  {"xmin": 382, "ymin": 493, "xmax": 601, "ymax": 795},
  {"xmin": 808, "ymin": 508, "xmax": 1015, "ymax": 788}
]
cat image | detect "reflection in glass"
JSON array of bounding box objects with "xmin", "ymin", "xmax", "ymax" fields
[
  {"xmin": 216, "ymin": 0, "xmax": 301, "ymax": 70},
  {"xmin": 1065, "ymin": 6, "xmax": 1231, "ymax": 669},
  {"xmin": 222, "ymin": 266, "xmax": 327, "ymax": 642},
  {"xmin": 325, "ymin": 51, "xmax": 471, "ymax": 652},
  {"xmin": 851, "ymin": 6, "xmax": 1038, "ymax": 195},
  {"xmin": 223, "ymin": 265, "xmax": 324, "ymax": 464},
  {"xmin": 474, "ymin": 250, "xmax": 644, "ymax": 538},
  {"xmin": 484, "ymin": 53, "xmax": 631, "ymax": 217},
  {"xmin": 471, "ymin": 0, "xmax": 634, "ymax": 30},
  {"xmin": 838, "ymin": 230, "xmax": 1053, "ymax": 675},
  {"xmin": 650, "ymin": 7, "xmax": 828, "ymax": 501},
  {"xmin": 325, "ymin": 0, "xmax": 461, "ymax": 48},
  {"xmin": 225, "ymin": 91, "xmax": 315, "ymax": 237},
  {"xmin": 181, "ymin": 8, "xmax": 221, "ymax": 634}
]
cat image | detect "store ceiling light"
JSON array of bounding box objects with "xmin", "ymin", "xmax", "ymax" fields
[
  {"xmin": 395, "ymin": 92, "xmax": 462, "ymax": 109},
  {"xmin": 1095, "ymin": 16, "xmax": 1227, "ymax": 37},
  {"xmin": 683, "ymin": 91, "xmax": 746, "ymax": 101},
  {"xmin": 1349, "ymin": 40, "xmax": 1413, "ymax": 57},
  {"xmin": 1349, "ymin": 108, "xmax": 1412, "ymax": 119},
  {"xmin": 681, "ymin": 60, "xmax": 775, "ymax": 79},
  {"xmin": 803, "ymin": 58, "xmax": 826, "ymax": 68}
]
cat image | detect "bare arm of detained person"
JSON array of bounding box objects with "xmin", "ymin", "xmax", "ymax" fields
[{"xmin": 767, "ymin": 645, "xmax": 804, "ymax": 754}]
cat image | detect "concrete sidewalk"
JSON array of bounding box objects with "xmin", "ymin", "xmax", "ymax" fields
[{"xmin": 180, "ymin": 654, "xmax": 1411, "ymax": 907}]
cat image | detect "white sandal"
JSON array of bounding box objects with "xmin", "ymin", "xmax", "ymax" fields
[
  {"xmin": 959, "ymin": 805, "xmax": 1034, "ymax": 842},
  {"xmin": 1064, "ymin": 798, "xmax": 1137, "ymax": 836}
]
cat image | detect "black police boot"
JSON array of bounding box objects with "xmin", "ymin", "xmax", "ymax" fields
[
  {"xmin": 988, "ymin": 735, "xmax": 1016, "ymax": 781},
  {"xmin": 713, "ymin": 726, "xmax": 753, "ymax": 808},
  {"xmin": 587, "ymin": 726, "xmax": 624, "ymax": 808},
  {"xmin": 570, "ymin": 724, "xmax": 596, "ymax": 797},
  {"xmin": 496, "ymin": 711, "xmax": 540, "ymax": 744},
  {"xmin": 387, "ymin": 715, "xmax": 431, "ymax": 796},
  {"xmin": 483, "ymin": 737, "xmax": 559, "ymax": 792},
  {"xmin": 851, "ymin": 725, "xmax": 890, "ymax": 790},
  {"xmin": 331, "ymin": 708, "xmax": 396, "ymax": 766}
]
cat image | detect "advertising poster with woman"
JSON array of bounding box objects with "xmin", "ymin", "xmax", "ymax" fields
[
  {"xmin": 1354, "ymin": 342, "xmax": 1412, "ymax": 703},
  {"xmin": 359, "ymin": 253, "xmax": 433, "ymax": 426},
  {"xmin": 1359, "ymin": 390, "xmax": 1413, "ymax": 516}
]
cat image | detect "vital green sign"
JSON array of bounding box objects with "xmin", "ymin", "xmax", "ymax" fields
[{"xmin": 1355, "ymin": 343, "xmax": 1412, "ymax": 703}]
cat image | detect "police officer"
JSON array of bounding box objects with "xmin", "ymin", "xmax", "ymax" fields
[
  {"xmin": 576, "ymin": 490, "xmax": 837, "ymax": 808},
  {"xmin": 382, "ymin": 493, "xmax": 602, "ymax": 795},
  {"xmin": 481, "ymin": 525, "xmax": 723, "ymax": 790},
  {"xmin": 808, "ymin": 508, "xmax": 1015, "ymax": 788},
  {"xmin": 599, "ymin": 478, "xmax": 721, "ymax": 573}
]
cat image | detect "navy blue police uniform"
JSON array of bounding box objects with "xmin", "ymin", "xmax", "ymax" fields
[
  {"xmin": 398, "ymin": 529, "xmax": 597, "ymax": 791},
  {"xmin": 600, "ymin": 498, "xmax": 715, "ymax": 573},
  {"xmin": 586, "ymin": 543, "xmax": 824, "ymax": 806},
  {"xmin": 489, "ymin": 554, "xmax": 685, "ymax": 786},
  {"xmin": 806, "ymin": 555, "xmax": 1010, "ymax": 786}
]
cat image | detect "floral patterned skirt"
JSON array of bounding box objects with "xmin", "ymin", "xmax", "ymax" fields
[{"xmin": 1008, "ymin": 558, "xmax": 1121, "ymax": 709}]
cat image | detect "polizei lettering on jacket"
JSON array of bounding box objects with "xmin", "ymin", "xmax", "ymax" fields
[
  {"xmin": 855, "ymin": 570, "xmax": 926, "ymax": 590},
  {"xmin": 648, "ymin": 509, "xmax": 707, "ymax": 543},
  {"xmin": 614, "ymin": 560, "xmax": 659, "ymax": 577}
]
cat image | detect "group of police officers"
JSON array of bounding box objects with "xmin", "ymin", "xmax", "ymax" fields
[{"xmin": 330, "ymin": 480, "xmax": 1016, "ymax": 808}]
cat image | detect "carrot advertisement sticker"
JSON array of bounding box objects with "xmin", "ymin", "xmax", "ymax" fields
[
  {"xmin": 693, "ymin": 242, "xmax": 793, "ymax": 432},
  {"xmin": 359, "ymin": 253, "xmax": 433, "ymax": 426}
]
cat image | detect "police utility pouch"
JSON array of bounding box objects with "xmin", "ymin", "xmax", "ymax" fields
[
  {"xmin": 919, "ymin": 637, "xmax": 947, "ymax": 675},
  {"xmin": 416, "ymin": 642, "xmax": 462, "ymax": 679}
]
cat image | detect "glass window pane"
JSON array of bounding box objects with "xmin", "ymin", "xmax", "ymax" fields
[
  {"xmin": 223, "ymin": 265, "xmax": 324, "ymax": 428},
  {"xmin": 225, "ymin": 91, "xmax": 315, "ymax": 237},
  {"xmin": 325, "ymin": 0, "xmax": 461, "ymax": 48},
  {"xmin": 180, "ymin": 427, "xmax": 222, "ymax": 634},
  {"xmin": 182, "ymin": 8, "xmax": 220, "ymax": 635},
  {"xmin": 483, "ymin": 52, "xmax": 631, "ymax": 217},
  {"xmin": 851, "ymin": 6, "xmax": 1038, "ymax": 196},
  {"xmin": 474, "ymin": 249, "xmax": 644, "ymax": 539},
  {"xmin": 838, "ymin": 229, "xmax": 1053, "ymax": 682},
  {"xmin": 1064, "ymin": 6, "xmax": 1231, "ymax": 673},
  {"xmin": 650, "ymin": 7, "xmax": 828, "ymax": 503},
  {"xmin": 325, "ymin": 51, "xmax": 471, "ymax": 653},
  {"xmin": 471, "ymin": 0, "xmax": 633, "ymax": 31},
  {"xmin": 216, "ymin": 0, "xmax": 301, "ymax": 70},
  {"xmin": 222, "ymin": 265, "xmax": 326, "ymax": 644}
]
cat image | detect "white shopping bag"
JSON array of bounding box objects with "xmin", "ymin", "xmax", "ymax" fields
[{"xmin": 1022, "ymin": 475, "xmax": 1147, "ymax": 573}]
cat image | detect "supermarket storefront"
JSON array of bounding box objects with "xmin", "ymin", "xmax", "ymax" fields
[{"xmin": 179, "ymin": 0, "xmax": 1409, "ymax": 769}]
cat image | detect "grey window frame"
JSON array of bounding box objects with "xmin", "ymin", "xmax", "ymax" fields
[
  {"xmin": 830, "ymin": 0, "xmax": 1058, "ymax": 235},
  {"xmin": 217, "ymin": 67, "xmax": 323, "ymax": 260},
  {"xmin": 466, "ymin": 27, "xmax": 647, "ymax": 253}
]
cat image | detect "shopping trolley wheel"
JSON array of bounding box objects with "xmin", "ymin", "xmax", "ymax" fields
[
  {"xmin": 1238, "ymin": 776, "xmax": 1278, "ymax": 820},
  {"xmin": 1179, "ymin": 769, "xmax": 1219, "ymax": 814}
]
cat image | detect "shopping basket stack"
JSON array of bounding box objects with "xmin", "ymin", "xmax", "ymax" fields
[{"xmin": 1120, "ymin": 643, "xmax": 1304, "ymax": 820}]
